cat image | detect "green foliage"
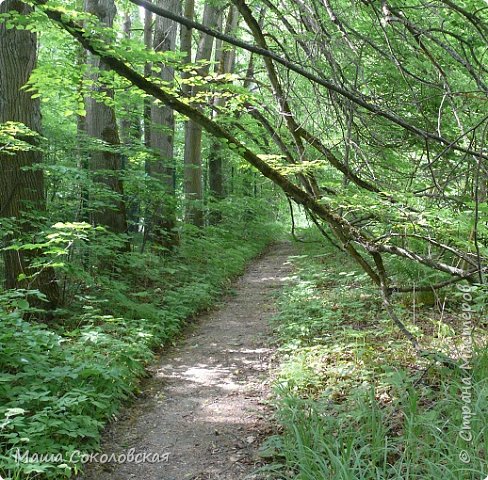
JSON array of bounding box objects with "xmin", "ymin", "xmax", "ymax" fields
[
  {"xmin": 0, "ymin": 122, "xmax": 42, "ymax": 155},
  {"xmin": 1, "ymin": 1, "xmax": 486, "ymax": 479},
  {"xmin": 0, "ymin": 302, "xmax": 141, "ymax": 478},
  {"xmin": 0, "ymin": 8, "xmax": 285, "ymax": 477},
  {"xmin": 0, "ymin": 211, "xmax": 278, "ymax": 479},
  {"xmin": 266, "ymin": 231, "xmax": 488, "ymax": 479}
]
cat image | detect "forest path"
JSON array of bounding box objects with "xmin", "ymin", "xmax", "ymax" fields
[{"xmin": 79, "ymin": 243, "xmax": 294, "ymax": 480}]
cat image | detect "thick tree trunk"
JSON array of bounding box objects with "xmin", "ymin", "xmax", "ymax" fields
[
  {"xmin": 0, "ymin": 0, "xmax": 58, "ymax": 307},
  {"xmin": 84, "ymin": 0, "xmax": 128, "ymax": 235},
  {"xmin": 148, "ymin": 0, "xmax": 180, "ymax": 249},
  {"xmin": 183, "ymin": 1, "xmax": 219, "ymax": 227}
]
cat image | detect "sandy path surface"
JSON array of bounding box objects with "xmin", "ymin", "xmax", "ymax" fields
[{"xmin": 79, "ymin": 243, "xmax": 293, "ymax": 480}]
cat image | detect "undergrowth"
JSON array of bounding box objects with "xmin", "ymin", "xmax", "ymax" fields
[
  {"xmin": 0, "ymin": 215, "xmax": 280, "ymax": 479},
  {"xmin": 263, "ymin": 229, "xmax": 488, "ymax": 480}
]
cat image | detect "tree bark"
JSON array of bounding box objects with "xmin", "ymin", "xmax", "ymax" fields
[
  {"xmin": 183, "ymin": 1, "xmax": 219, "ymax": 227},
  {"xmin": 180, "ymin": 0, "xmax": 194, "ymax": 97},
  {"xmin": 120, "ymin": 9, "xmax": 142, "ymax": 234},
  {"xmin": 143, "ymin": 1, "xmax": 153, "ymax": 149},
  {"xmin": 147, "ymin": 0, "xmax": 180, "ymax": 249},
  {"xmin": 120, "ymin": 10, "xmax": 133, "ymax": 148},
  {"xmin": 84, "ymin": 0, "xmax": 128, "ymax": 235},
  {"xmin": 0, "ymin": 0, "xmax": 58, "ymax": 307},
  {"xmin": 208, "ymin": 5, "xmax": 239, "ymax": 223}
]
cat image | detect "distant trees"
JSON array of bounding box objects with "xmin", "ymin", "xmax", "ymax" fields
[
  {"xmin": 1, "ymin": 0, "xmax": 485, "ymax": 319},
  {"xmin": 40, "ymin": 0, "xmax": 486, "ymax": 291},
  {"xmin": 83, "ymin": 0, "xmax": 128, "ymax": 235},
  {"xmin": 208, "ymin": 4, "xmax": 239, "ymax": 223},
  {"xmin": 147, "ymin": 0, "xmax": 180, "ymax": 248},
  {"xmin": 183, "ymin": 0, "xmax": 220, "ymax": 227}
]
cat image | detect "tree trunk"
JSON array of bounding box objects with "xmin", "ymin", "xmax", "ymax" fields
[
  {"xmin": 120, "ymin": 10, "xmax": 133, "ymax": 148},
  {"xmin": 208, "ymin": 5, "xmax": 239, "ymax": 223},
  {"xmin": 183, "ymin": 1, "xmax": 219, "ymax": 227},
  {"xmin": 143, "ymin": 2, "xmax": 153, "ymax": 149},
  {"xmin": 120, "ymin": 9, "xmax": 142, "ymax": 234},
  {"xmin": 147, "ymin": 0, "xmax": 180, "ymax": 249},
  {"xmin": 0, "ymin": 0, "xmax": 59, "ymax": 307},
  {"xmin": 76, "ymin": 43, "xmax": 89, "ymax": 224},
  {"xmin": 180, "ymin": 0, "xmax": 194, "ymax": 97},
  {"xmin": 84, "ymin": 0, "xmax": 128, "ymax": 235}
]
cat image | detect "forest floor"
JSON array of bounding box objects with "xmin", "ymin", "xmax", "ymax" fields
[{"xmin": 78, "ymin": 243, "xmax": 294, "ymax": 480}]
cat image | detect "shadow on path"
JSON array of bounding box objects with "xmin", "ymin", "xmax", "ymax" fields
[{"xmin": 79, "ymin": 243, "xmax": 294, "ymax": 480}]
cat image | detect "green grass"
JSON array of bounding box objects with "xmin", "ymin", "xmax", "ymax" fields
[
  {"xmin": 264, "ymin": 229, "xmax": 488, "ymax": 480},
  {"xmin": 0, "ymin": 216, "xmax": 280, "ymax": 479}
]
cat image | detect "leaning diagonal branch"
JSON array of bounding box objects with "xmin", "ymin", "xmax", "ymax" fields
[
  {"xmin": 32, "ymin": 0, "xmax": 481, "ymax": 287},
  {"xmin": 128, "ymin": 0, "xmax": 487, "ymax": 161}
]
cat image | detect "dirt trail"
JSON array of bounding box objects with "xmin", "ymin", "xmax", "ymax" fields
[{"xmin": 79, "ymin": 243, "xmax": 294, "ymax": 480}]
